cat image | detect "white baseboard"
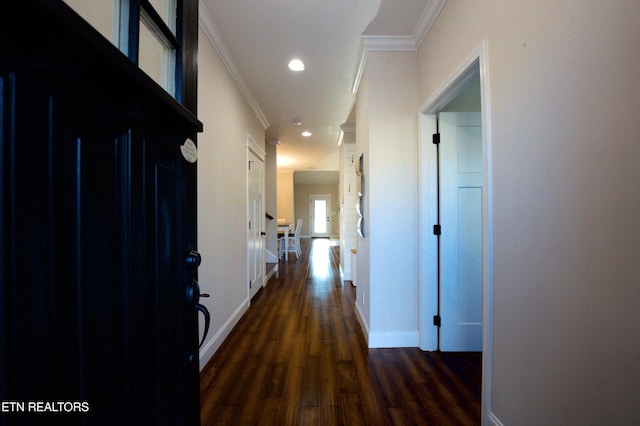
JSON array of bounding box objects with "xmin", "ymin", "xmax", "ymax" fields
[
  {"xmin": 198, "ymin": 298, "xmax": 250, "ymax": 371},
  {"xmin": 354, "ymin": 302, "xmax": 369, "ymax": 346},
  {"xmin": 266, "ymin": 249, "xmax": 278, "ymax": 263},
  {"xmin": 368, "ymin": 331, "xmax": 419, "ymax": 348},
  {"xmin": 353, "ymin": 302, "xmax": 418, "ymax": 348},
  {"xmin": 266, "ymin": 263, "xmax": 278, "ymax": 282},
  {"xmin": 488, "ymin": 411, "xmax": 504, "ymax": 426},
  {"xmin": 339, "ymin": 265, "xmax": 351, "ymax": 281}
]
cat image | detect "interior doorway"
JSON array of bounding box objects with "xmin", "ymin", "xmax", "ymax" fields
[
  {"xmin": 418, "ymin": 42, "xmax": 493, "ymax": 422},
  {"xmin": 247, "ymin": 137, "xmax": 266, "ymax": 299},
  {"xmin": 310, "ymin": 195, "xmax": 331, "ymax": 238}
]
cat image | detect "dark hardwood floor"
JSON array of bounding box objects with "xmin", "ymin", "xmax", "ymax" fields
[{"xmin": 200, "ymin": 239, "xmax": 481, "ymax": 425}]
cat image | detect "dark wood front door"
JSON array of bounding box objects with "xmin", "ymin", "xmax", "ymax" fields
[{"xmin": 1, "ymin": 2, "xmax": 203, "ymax": 425}]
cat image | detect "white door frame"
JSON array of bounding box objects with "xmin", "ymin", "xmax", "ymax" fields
[
  {"xmin": 418, "ymin": 41, "xmax": 494, "ymax": 423},
  {"xmin": 247, "ymin": 135, "xmax": 266, "ymax": 300}
]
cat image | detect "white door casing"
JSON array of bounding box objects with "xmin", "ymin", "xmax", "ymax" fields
[{"xmin": 247, "ymin": 138, "xmax": 266, "ymax": 300}]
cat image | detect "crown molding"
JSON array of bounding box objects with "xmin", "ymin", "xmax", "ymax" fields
[
  {"xmin": 351, "ymin": 0, "xmax": 447, "ymax": 94},
  {"xmin": 198, "ymin": 2, "xmax": 270, "ymax": 130},
  {"xmin": 412, "ymin": 0, "xmax": 447, "ymax": 48},
  {"xmin": 336, "ymin": 123, "xmax": 356, "ymax": 145},
  {"xmin": 336, "ymin": 128, "xmax": 344, "ymax": 146},
  {"xmin": 362, "ymin": 35, "xmax": 417, "ymax": 51},
  {"xmin": 351, "ymin": 42, "xmax": 368, "ymax": 94}
]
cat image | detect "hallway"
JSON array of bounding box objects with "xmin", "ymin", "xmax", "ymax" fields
[{"xmin": 199, "ymin": 238, "xmax": 481, "ymax": 425}]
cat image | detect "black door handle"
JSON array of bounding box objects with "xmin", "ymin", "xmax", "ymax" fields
[
  {"xmin": 196, "ymin": 303, "xmax": 210, "ymax": 349},
  {"xmin": 186, "ymin": 279, "xmax": 210, "ymax": 349},
  {"xmin": 260, "ymin": 232, "xmax": 266, "ymax": 236}
]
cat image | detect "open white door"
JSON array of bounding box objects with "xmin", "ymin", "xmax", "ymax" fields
[
  {"xmin": 439, "ymin": 112, "xmax": 483, "ymax": 351},
  {"xmin": 248, "ymin": 148, "xmax": 265, "ymax": 299}
]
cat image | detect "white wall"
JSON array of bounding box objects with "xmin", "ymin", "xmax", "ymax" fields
[
  {"xmin": 197, "ymin": 25, "xmax": 266, "ymax": 368},
  {"xmin": 418, "ymin": 1, "xmax": 640, "ymax": 424},
  {"xmin": 355, "ymin": 51, "xmax": 420, "ymax": 347}
]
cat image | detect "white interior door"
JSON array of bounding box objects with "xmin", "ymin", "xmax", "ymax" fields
[
  {"xmin": 310, "ymin": 195, "xmax": 330, "ymax": 238},
  {"xmin": 248, "ymin": 149, "xmax": 265, "ymax": 299},
  {"xmin": 439, "ymin": 112, "xmax": 483, "ymax": 351}
]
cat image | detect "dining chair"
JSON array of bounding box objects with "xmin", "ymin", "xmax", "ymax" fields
[
  {"xmin": 293, "ymin": 218, "xmax": 303, "ymax": 258},
  {"xmin": 280, "ymin": 219, "xmax": 302, "ymax": 261},
  {"xmin": 277, "ymin": 224, "xmax": 289, "ymax": 261}
]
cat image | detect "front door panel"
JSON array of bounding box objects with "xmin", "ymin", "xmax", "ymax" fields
[{"xmin": 1, "ymin": 3, "xmax": 202, "ymax": 424}]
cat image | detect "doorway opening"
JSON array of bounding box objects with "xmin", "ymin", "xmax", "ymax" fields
[
  {"xmin": 418, "ymin": 42, "xmax": 493, "ymax": 422},
  {"xmin": 247, "ymin": 136, "xmax": 266, "ymax": 300},
  {"xmin": 310, "ymin": 195, "xmax": 331, "ymax": 238}
]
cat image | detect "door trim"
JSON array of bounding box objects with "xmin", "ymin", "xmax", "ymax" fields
[
  {"xmin": 418, "ymin": 40, "xmax": 493, "ymax": 424},
  {"xmin": 246, "ymin": 134, "xmax": 266, "ymax": 300}
]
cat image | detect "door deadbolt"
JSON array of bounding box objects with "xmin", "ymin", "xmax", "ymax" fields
[{"xmin": 185, "ymin": 249, "xmax": 201, "ymax": 268}]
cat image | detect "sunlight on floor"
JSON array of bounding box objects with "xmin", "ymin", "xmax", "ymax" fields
[{"xmin": 310, "ymin": 238, "xmax": 331, "ymax": 279}]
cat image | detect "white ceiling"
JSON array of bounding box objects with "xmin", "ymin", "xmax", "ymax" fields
[{"xmin": 200, "ymin": 0, "xmax": 441, "ymax": 173}]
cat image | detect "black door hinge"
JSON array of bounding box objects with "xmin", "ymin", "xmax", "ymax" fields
[
  {"xmin": 433, "ymin": 224, "xmax": 441, "ymax": 235},
  {"xmin": 432, "ymin": 133, "xmax": 440, "ymax": 144},
  {"xmin": 433, "ymin": 315, "xmax": 441, "ymax": 327}
]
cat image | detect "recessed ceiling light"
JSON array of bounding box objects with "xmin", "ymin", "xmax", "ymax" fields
[
  {"xmin": 288, "ymin": 59, "xmax": 305, "ymax": 71},
  {"xmin": 292, "ymin": 118, "xmax": 302, "ymax": 126},
  {"xmin": 301, "ymin": 131, "xmax": 312, "ymax": 137}
]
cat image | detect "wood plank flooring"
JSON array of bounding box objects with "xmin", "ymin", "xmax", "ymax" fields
[{"xmin": 200, "ymin": 238, "xmax": 481, "ymax": 425}]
